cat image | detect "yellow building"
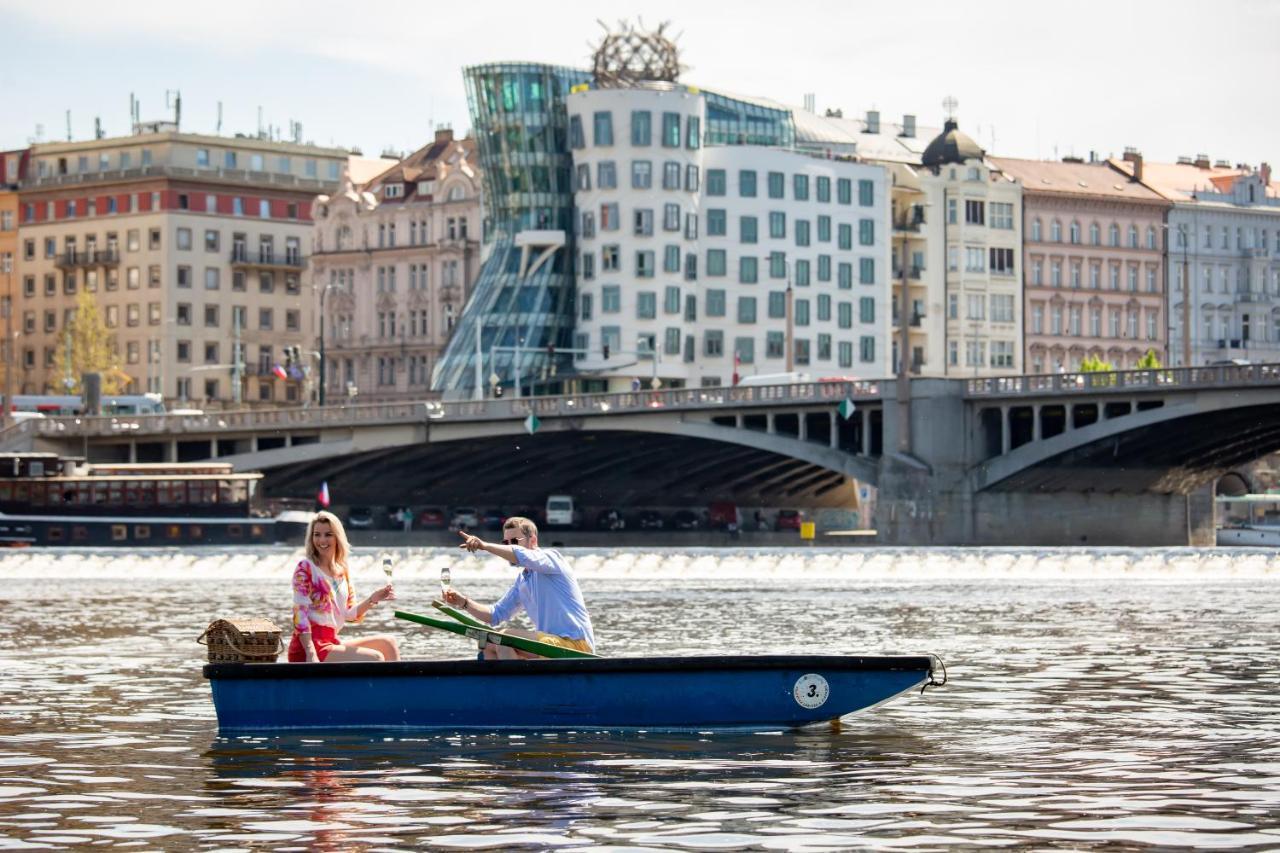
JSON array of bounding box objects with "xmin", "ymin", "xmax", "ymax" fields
[{"xmin": 0, "ymin": 149, "xmax": 26, "ymax": 409}]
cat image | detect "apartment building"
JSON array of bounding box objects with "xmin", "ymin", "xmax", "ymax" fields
[
  {"xmin": 1109, "ymin": 154, "xmax": 1280, "ymax": 366},
  {"xmin": 16, "ymin": 129, "xmax": 348, "ymax": 404},
  {"xmin": 567, "ymin": 85, "xmax": 892, "ymax": 388},
  {"xmin": 992, "ymin": 154, "xmax": 1170, "ymax": 372},
  {"xmin": 0, "ymin": 149, "xmax": 27, "ymax": 399},
  {"xmin": 310, "ymin": 129, "xmax": 481, "ymax": 403}
]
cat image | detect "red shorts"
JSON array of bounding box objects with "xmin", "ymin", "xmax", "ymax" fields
[{"xmin": 288, "ymin": 624, "xmax": 340, "ymax": 662}]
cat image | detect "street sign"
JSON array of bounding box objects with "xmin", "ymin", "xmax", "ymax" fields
[
  {"xmin": 524, "ymin": 414, "xmax": 541, "ymax": 435},
  {"xmin": 838, "ymin": 398, "xmax": 856, "ymax": 420}
]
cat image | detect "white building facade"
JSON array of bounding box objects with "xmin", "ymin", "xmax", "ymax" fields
[{"xmin": 567, "ymin": 86, "xmax": 892, "ymax": 388}]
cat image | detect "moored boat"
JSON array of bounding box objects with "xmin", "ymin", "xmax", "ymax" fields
[
  {"xmin": 1216, "ymin": 493, "xmax": 1280, "ymax": 547},
  {"xmin": 0, "ymin": 452, "xmax": 276, "ymax": 547},
  {"xmin": 203, "ymin": 654, "xmax": 941, "ymax": 732}
]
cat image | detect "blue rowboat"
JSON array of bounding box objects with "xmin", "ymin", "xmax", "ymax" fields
[{"xmin": 203, "ymin": 655, "xmax": 941, "ymax": 732}]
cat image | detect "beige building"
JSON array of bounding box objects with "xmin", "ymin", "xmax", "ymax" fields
[
  {"xmin": 16, "ymin": 127, "xmax": 349, "ymax": 405},
  {"xmin": 310, "ymin": 129, "xmax": 481, "ymax": 403},
  {"xmin": 992, "ymin": 154, "xmax": 1170, "ymax": 373}
]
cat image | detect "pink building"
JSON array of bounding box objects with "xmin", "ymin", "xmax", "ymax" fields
[
  {"xmin": 993, "ymin": 156, "xmax": 1170, "ymax": 372},
  {"xmin": 310, "ymin": 129, "xmax": 481, "ymax": 403}
]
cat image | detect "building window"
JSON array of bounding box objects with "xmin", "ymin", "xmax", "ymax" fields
[
  {"xmin": 769, "ymin": 211, "xmax": 786, "ymax": 239},
  {"xmin": 593, "ymin": 111, "xmax": 614, "ymax": 146},
  {"xmin": 686, "ymin": 116, "xmax": 701, "ymax": 149},
  {"xmin": 602, "ymin": 285, "xmax": 621, "ymax": 313},
  {"xmin": 630, "ymin": 110, "xmax": 651, "ymax": 146},
  {"xmin": 706, "ymin": 289, "xmax": 726, "ymax": 317},
  {"xmin": 739, "ymin": 170, "xmax": 757, "ymax": 197},
  {"xmin": 858, "ymin": 180, "xmax": 874, "ymax": 206},
  {"xmin": 707, "ymin": 249, "xmax": 727, "ymax": 276},
  {"xmin": 740, "ymin": 216, "xmax": 758, "ymax": 244},
  {"xmin": 793, "ymin": 174, "xmax": 810, "ymax": 201},
  {"xmin": 637, "ymin": 291, "xmax": 656, "ymax": 319},
  {"xmin": 569, "ymin": 115, "xmax": 584, "ymax": 149},
  {"xmin": 768, "ymin": 171, "xmax": 785, "ymax": 199},
  {"xmin": 704, "ymin": 330, "xmax": 724, "ymax": 357},
  {"xmin": 740, "ymin": 257, "xmax": 758, "ymax": 284},
  {"xmin": 708, "ymin": 209, "xmax": 727, "ymax": 236},
  {"xmin": 661, "ymin": 112, "xmax": 680, "ymax": 148},
  {"xmin": 598, "ymin": 161, "xmax": 617, "ymax": 188},
  {"xmin": 631, "ymin": 160, "xmax": 652, "ymax": 189},
  {"xmin": 707, "ymin": 169, "xmax": 726, "ymax": 196}
]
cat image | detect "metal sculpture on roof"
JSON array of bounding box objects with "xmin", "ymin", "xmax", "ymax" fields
[{"xmin": 590, "ymin": 19, "xmax": 683, "ymax": 87}]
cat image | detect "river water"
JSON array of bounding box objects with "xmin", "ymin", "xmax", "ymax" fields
[{"xmin": 1, "ymin": 546, "xmax": 1279, "ymax": 850}]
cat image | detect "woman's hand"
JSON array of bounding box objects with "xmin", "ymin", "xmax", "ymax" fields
[{"xmin": 373, "ymin": 583, "xmax": 397, "ymax": 604}]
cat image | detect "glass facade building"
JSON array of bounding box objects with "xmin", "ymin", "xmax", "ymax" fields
[{"xmin": 432, "ymin": 63, "xmax": 591, "ymax": 396}]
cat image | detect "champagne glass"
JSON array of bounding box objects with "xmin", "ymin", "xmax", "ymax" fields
[
  {"xmin": 381, "ymin": 553, "xmax": 394, "ymax": 582},
  {"xmin": 440, "ymin": 566, "xmax": 451, "ymax": 601}
]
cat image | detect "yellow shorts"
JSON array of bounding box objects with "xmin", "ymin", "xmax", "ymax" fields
[{"xmin": 534, "ymin": 633, "xmax": 593, "ymax": 653}]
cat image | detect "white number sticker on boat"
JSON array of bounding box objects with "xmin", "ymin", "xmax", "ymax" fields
[{"xmin": 793, "ymin": 673, "xmax": 829, "ymax": 709}]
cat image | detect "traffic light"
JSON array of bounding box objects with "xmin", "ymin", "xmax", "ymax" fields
[
  {"xmin": 602, "ymin": 343, "xmax": 610, "ymax": 360},
  {"xmin": 284, "ymin": 347, "xmax": 295, "ymax": 369}
]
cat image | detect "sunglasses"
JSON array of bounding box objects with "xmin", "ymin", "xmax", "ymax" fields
[{"xmin": 503, "ymin": 534, "xmax": 522, "ymax": 545}]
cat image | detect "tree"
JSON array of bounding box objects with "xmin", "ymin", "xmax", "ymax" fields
[
  {"xmin": 1079, "ymin": 355, "xmax": 1113, "ymax": 373},
  {"xmin": 54, "ymin": 290, "xmax": 127, "ymax": 395},
  {"xmin": 1136, "ymin": 349, "xmax": 1162, "ymax": 369}
]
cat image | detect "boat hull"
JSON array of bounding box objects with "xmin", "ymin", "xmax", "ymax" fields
[
  {"xmin": 205, "ymin": 655, "xmax": 934, "ymax": 732},
  {"xmin": 1217, "ymin": 525, "xmax": 1280, "ymax": 546},
  {"xmin": 0, "ymin": 514, "xmax": 276, "ymax": 547}
]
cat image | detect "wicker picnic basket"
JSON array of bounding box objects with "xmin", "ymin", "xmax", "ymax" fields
[{"xmin": 197, "ymin": 617, "xmax": 284, "ymax": 663}]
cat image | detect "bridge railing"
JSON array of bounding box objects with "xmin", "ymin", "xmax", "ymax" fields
[
  {"xmin": 965, "ymin": 363, "xmax": 1280, "ymax": 397},
  {"xmin": 21, "ymin": 381, "xmax": 881, "ymax": 439}
]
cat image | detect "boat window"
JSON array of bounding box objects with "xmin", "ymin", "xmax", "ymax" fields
[
  {"xmin": 134, "ymin": 525, "xmax": 151, "ymax": 540},
  {"xmin": 0, "ymin": 483, "xmax": 11, "ymax": 501},
  {"xmin": 111, "ymin": 524, "xmax": 128, "ymax": 541},
  {"xmin": 31, "ymin": 482, "xmax": 47, "ymax": 507},
  {"xmin": 190, "ymin": 524, "xmax": 204, "ymax": 541},
  {"xmin": 228, "ymin": 524, "xmax": 243, "ymax": 539},
  {"xmin": 166, "ymin": 524, "xmax": 182, "ymax": 540},
  {"xmin": 251, "ymin": 524, "xmax": 264, "ymax": 538},
  {"xmin": 72, "ymin": 526, "xmax": 89, "ymax": 542},
  {"xmin": 92, "ymin": 482, "xmax": 109, "ymax": 505},
  {"xmin": 47, "ymin": 526, "xmax": 64, "ymax": 542},
  {"xmin": 200, "ymin": 482, "xmax": 217, "ymax": 504},
  {"xmin": 108, "ymin": 482, "xmax": 123, "ymax": 505},
  {"xmin": 14, "ymin": 482, "xmax": 28, "ymax": 503}
]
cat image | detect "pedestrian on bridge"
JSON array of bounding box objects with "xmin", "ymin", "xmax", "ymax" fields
[{"xmin": 444, "ymin": 516, "xmax": 595, "ymax": 659}]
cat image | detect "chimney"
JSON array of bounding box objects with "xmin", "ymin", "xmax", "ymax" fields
[
  {"xmin": 1122, "ymin": 147, "xmax": 1143, "ymax": 182},
  {"xmin": 803, "ymin": 93, "xmax": 815, "ymax": 113},
  {"xmin": 864, "ymin": 110, "xmax": 880, "ymax": 134},
  {"xmin": 1194, "ymin": 153, "xmax": 1211, "ymax": 169},
  {"xmin": 900, "ymin": 114, "xmax": 916, "ymax": 138},
  {"xmin": 434, "ymin": 127, "xmax": 454, "ymax": 143},
  {"xmin": 1262, "ymin": 162, "xmax": 1272, "ymax": 186}
]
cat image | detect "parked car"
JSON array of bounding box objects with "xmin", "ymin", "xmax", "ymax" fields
[
  {"xmin": 417, "ymin": 506, "xmax": 447, "ymax": 529},
  {"xmin": 545, "ymin": 495, "xmax": 577, "ymax": 528},
  {"xmin": 637, "ymin": 510, "xmax": 665, "ymax": 530},
  {"xmin": 346, "ymin": 506, "xmax": 374, "ymax": 529},
  {"xmin": 450, "ymin": 506, "xmax": 480, "ymax": 530},
  {"xmin": 596, "ymin": 509, "xmax": 626, "ymax": 531},
  {"xmin": 775, "ymin": 509, "xmax": 804, "ymax": 531},
  {"xmin": 481, "ymin": 508, "xmax": 505, "ymax": 530},
  {"xmin": 671, "ymin": 510, "xmax": 700, "ymax": 530}
]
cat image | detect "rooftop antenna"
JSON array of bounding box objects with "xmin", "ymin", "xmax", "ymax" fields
[
  {"xmin": 129, "ymin": 92, "xmax": 135, "ymax": 131},
  {"xmin": 94, "ymin": 116, "xmax": 103, "ymax": 139},
  {"xmin": 216, "ymin": 101, "xmax": 223, "ymax": 135},
  {"xmin": 65, "ymin": 110, "xmax": 72, "ymax": 141},
  {"xmin": 257, "ymin": 105, "xmax": 264, "ymax": 138}
]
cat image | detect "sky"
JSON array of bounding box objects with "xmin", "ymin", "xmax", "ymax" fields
[{"xmin": 1, "ymin": 0, "xmax": 1277, "ymax": 168}]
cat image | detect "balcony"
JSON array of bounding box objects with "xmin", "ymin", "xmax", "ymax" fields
[
  {"xmin": 230, "ymin": 247, "xmax": 305, "ymax": 270},
  {"xmin": 910, "ymin": 312, "xmax": 926, "ymax": 327},
  {"xmin": 892, "ymin": 205, "xmax": 927, "ymax": 233},
  {"xmin": 25, "ymin": 164, "xmax": 337, "ymax": 194},
  {"xmin": 1236, "ymin": 290, "xmax": 1272, "ymax": 305},
  {"xmin": 54, "ymin": 248, "xmax": 120, "ymax": 269}
]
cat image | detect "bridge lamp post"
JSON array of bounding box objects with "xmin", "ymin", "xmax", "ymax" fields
[
  {"xmin": 637, "ymin": 335, "xmax": 659, "ymax": 389},
  {"xmin": 317, "ymin": 281, "xmax": 343, "ymax": 407}
]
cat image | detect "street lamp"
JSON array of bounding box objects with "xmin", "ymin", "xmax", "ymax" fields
[{"xmin": 317, "ymin": 281, "xmax": 343, "ymax": 406}]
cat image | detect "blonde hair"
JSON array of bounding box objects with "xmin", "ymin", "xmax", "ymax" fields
[
  {"xmin": 305, "ymin": 510, "xmax": 351, "ymax": 575},
  {"xmin": 503, "ymin": 516, "xmax": 539, "ymax": 540}
]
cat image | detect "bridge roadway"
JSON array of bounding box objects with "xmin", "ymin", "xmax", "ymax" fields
[{"xmin": 7, "ymin": 364, "xmax": 1280, "ymax": 545}]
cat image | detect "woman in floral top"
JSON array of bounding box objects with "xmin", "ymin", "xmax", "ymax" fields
[{"xmin": 287, "ymin": 511, "xmax": 400, "ymax": 663}]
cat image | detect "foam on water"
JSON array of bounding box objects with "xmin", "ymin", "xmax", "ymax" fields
[{"xmin": 0, "ymin": 545, "xmax": 1277, "ymax": 582}]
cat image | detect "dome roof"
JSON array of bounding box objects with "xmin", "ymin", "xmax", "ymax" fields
[{"xmin": 921, "ymin": 119, "xmax": 985, "ymax": 168}]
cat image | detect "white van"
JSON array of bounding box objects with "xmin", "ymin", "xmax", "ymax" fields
[
  {"xmin": 737, "ymin": 371, "xmax": 812, "ymax": 387},
  {"xmin": 545, "ymin": 495, "xmax": 576, "ymax": 528}
]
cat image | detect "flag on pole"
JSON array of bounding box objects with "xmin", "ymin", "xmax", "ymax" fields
[
  {"xmin": 272, "ymin": 364, "xmax": 288, "ymax": 380},
  {"xmin": 732, "ymin": 350, "xmax": 741, "ymax": 386},
  {"xmin": 317, "ymin": 481, "xmax": 330, "ymax": 508}
]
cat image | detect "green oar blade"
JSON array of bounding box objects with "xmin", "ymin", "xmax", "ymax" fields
[
  {"xmin": 432, "ymin": 600, "xmax": 489, "ymax": 630},
  {"xmin": 394, "ymin": 610, "xmax": 598, "ymax": 659}
]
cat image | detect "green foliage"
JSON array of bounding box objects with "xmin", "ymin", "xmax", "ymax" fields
[
  {"xmin": 55, "ymin": 291, "xmax": 126, "ymax": 395},
  {"xmin": 1136, "ymin": 349, "xmax": 1162, "ymax": 369},
  {"xmin": 1079, "ymin": 355, "xmax": 1114, "ymax": 373}
]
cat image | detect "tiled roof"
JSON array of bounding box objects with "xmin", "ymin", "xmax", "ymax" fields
[
  {"xmin": 1106, "ymin": 158, "xmax": 1279, "ymax": 203},
  {"xmin": 991, "ymin": 157, "xmax": 1166, "ymax": 202}
]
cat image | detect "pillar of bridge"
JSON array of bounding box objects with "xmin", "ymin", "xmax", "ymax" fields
[
  {"xmin": 168, "ymin": 439, "xmax": 178, "ymax": 462},
  {"xmin": 128, "ymin": 443, "xmax": 137, "ymax": 463},
  {"xmin": 797, "ymin": 412, "xmax": 807, "ymax": 441},
  {"xmin": 860, "ymin": 410, "xmax": 870, "ymax": 456},
  {"xmin": 735, "ymin": 413, "xmax": 744, "ymax": 429},
  {"xmin": 765, "ymin": 413, "xmax": 775, "ymax": 435},
  {"xmin": 1001, "ymin": 406, "xmax": 1011, "ymax": 455},
  {"xmin": 1032, "ymin": 404, "xmax": 1042, "ymax": 442},
  {"xmin": 828, "ymin": 411, "xmax": 839, "ymax": 450},
  {"xmin": 210, "ymin": 438, "xmax": 217, "ymax": 458}
]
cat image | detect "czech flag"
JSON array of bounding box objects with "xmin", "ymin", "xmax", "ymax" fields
[
  {"xmin": 272, "ymin": 363, "xmax": 288, "ymax": 380},
  {"xmin": 317, "ymin": 481, "xmax": 330, "ymax": 508}
]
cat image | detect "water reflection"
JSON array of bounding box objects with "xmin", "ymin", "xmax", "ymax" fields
[{"xmin": 2, "ymin": 548, "xmax": 1279, "ymax": 849}]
